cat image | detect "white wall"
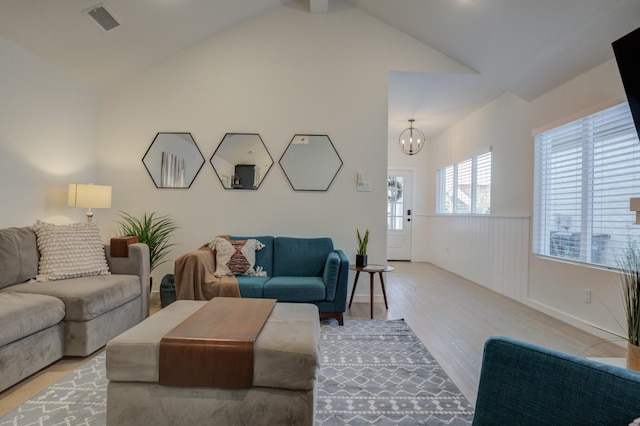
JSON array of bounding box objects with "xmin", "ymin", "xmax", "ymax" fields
[
  {"xmin": 423, "ymin": 59, "xmax": 630, "ymax": 340},
  {"xmin": 97, "ymin": 5, "xmax": 470, "ymax": 291},
  {"xmin": 0, "ymin": 35, "xmax": 100, "ymax": 228}
]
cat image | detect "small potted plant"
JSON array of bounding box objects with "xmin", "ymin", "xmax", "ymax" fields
[{"xmin": 356, "ymin": 228, "xmax": 369, "ymax": 267}]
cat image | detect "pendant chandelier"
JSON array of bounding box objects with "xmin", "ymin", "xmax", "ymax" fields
[{"xmin": 398, "ymin": 119, "xmax": 425, "ymax": 156}]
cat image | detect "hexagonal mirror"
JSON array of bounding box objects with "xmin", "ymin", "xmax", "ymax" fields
[
  {"xmin": 210, "ymin": 133, "xmax": 274, "ymax": 190},
  {"xmin": 142, "ymin": 132, "xmax": 205, "ymax": 188},
  {"xmin": 279, "ymin": 134, "xmax": 343, "ymax": 191}
]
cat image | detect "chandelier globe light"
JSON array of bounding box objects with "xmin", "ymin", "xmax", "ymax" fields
[{"xmin": 398, "ymin": 119, "xmax": 425, "ymax": 156}]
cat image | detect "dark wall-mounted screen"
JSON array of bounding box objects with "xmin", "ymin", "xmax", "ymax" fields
[{"xmin": 613, "ymin": 26, "xmax": 640, "ymax": 139}]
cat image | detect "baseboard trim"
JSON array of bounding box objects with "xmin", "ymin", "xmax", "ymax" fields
[{"xmin": 526, "ymin": 299, "xmax": 625, "ymax": 349}]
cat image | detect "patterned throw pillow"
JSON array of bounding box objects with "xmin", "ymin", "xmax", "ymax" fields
[
  {"xmin": 210, "ymin": 237, "xmax": 265, "ymax": 277},
  {"xmin": 32, "ymin": 221, "xmax": 110, "ymax": 281}
]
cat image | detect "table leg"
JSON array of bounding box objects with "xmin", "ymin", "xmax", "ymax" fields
[
  {"xmin": 379, "ymin": 272, "xmax": 389, "ymax": 310},
  {"xmin": 369, "ymin": 272, "xmax": 374, "ymax": 319},
  {"xmin": 348, "ymin": 271, "xmax": 360, "ymax": 309}
]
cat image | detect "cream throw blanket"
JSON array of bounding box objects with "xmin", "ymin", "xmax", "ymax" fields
[{"xmin": 174, "ymin": 238, "xmax": 241, "ymax": 301}]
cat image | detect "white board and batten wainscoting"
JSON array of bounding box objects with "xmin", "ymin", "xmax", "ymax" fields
[{"xmin": 425, "ymin": 215, "xmax": 530, "ymax": 303}]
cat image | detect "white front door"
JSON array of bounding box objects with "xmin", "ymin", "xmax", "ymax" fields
[{"xmin": 387, "ymin": 170, "xmax": 413, "ymax": 261}]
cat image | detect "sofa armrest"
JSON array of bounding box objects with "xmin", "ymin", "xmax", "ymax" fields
[
  {"xmin": 322, "ymin": 249, "xmax": 349, "ymax": 308},
  {"xmin": 104, "ymin": 243, "xmax": 150, "ymax": 319},
  {"xmin": 322, "ymin": 252, "xmax": 340, "ymax": 301},
  {"xmin": 174, "ymin": 247, "xmax": 219, "ymax": 300},
  {"xmin": 473, "ymin": 336, "xmax": 640, "ymax": 425}
]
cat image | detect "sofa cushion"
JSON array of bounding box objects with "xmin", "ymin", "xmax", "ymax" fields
[
  {"xmin": 272, "ymin": 237, "xmax": 334, "ymax": 277},
  {"xmin": 32, "ymin": 221, "xmax": 110, "ymax": 281},
  {"xmin": 0, "ymin": 227, "xmax": 38, "ymax": 290},
  {"xmin": 263, "ymin": 276, "xmax": 325, "ymax": 302},
  {"xmin": 231, "ymin": 236, "xmax": 274, "ymax": 276},
  {"xmin": 0, "ymin": 292, "xmax": 64, "ymax": 347},
  {"xmin": 210, "ymin": 238, "xmax": 264, "ymax": 276},
  {"xmin": 3, "ymin": 275, "xmax": 140, "ymax": 321},
  {"xmin": 237, "ymin": 276, "xmax": 270, "ymax": 298}
]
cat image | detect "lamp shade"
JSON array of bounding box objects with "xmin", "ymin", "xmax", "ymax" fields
[{"xmin": 68, "ymin": 183, "xmax": 112, "ymax": 209}]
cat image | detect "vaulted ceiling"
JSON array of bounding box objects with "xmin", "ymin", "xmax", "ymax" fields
[{"xmin": 1, "ymin": 0, "xmax": 638, "ymax": 140}]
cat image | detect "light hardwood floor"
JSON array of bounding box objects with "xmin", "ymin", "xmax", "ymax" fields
[
  {"xmin": 0, "ymin": 261, "xmax": 625, "ymax": 416},
  {"xmin": 337, "ymin": 261, "xmax": 624, "ymax": 405}
]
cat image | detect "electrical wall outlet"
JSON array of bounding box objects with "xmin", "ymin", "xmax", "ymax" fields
[{"xmin": 584, "ymin": 289, "xmax": 592, "ymax": 304}]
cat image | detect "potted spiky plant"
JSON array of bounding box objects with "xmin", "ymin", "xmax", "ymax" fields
[
  {"xmin": 356, "ymin": 228, "xmax": 369, "ymax": 268},
  {"xmin": 619, "ymin": 241, "xmax": 640, "ymax": 371},
  {"xmin": 116, "ymin": 212, "xmax": 178, "ymax": 290}
]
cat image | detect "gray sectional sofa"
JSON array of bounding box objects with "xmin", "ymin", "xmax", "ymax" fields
[{"xmin": 0, "ymin": 226, "xmax": 150, "ymax": 393}]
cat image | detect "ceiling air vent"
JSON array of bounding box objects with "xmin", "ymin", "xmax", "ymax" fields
[{"xmin": 84, "ymin": 4, "xmax": 120, "ymax": 32}]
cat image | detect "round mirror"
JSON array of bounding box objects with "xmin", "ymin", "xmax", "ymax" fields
[
  {"xmin": 142, "ymin": 132, "xmax": 205, "ymax": 188},
  {"xmin": 210, "ymin": 133, "xmax": 274, "ymax": 190},
  {"xmin": 279, "ymin": 134, "xmax": 343, "ymax": 191}
]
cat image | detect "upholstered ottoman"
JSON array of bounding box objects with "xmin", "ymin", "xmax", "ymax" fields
[{"xmin": 105, "ymin": 300, "xmax": 320, "ymax": 426}]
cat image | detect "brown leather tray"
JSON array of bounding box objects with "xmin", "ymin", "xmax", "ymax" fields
[{"xmin": 159, "ymin": 297, "xmax": 276, "ymax": 388}]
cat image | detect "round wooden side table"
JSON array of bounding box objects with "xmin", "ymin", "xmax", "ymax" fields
[{"xmin": 348, "ymin": 264, "xmax": 394, "ymax": 319}]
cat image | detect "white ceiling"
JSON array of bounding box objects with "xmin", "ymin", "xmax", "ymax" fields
[{"xmin": 1, "ymin": 0, "xmax": 638, "ymax": 140}]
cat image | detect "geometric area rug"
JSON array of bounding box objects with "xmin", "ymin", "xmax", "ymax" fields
[
  {"xmin": 316, "ymin": 320, "xmax": 474, "ymax": 425},
  {"xmin": 0, "ymin": 320, "xmax": 473, "ymax": 425}
]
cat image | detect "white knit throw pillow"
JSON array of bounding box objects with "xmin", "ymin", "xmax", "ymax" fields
[{"xmin": 32, "ymin": 221, "xmax": 110, "ymax": 281}]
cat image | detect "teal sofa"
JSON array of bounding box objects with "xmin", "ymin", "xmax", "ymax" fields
[
  {"xmin": 175, "ymin": 236, "xmax": 349, "ymax": 325},
  {"xmin": 473, "ymin": 336, "xmax": 640, "ymax": 425}
]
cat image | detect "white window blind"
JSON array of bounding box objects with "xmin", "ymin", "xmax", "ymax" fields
[
  {"xmin": 475, "ymin": 152, "xmax": 492, "ymax": 214},
  {"xmin": 533, "ymin": 102, "xmax": 640, "ymax": 267},
  {"xmin": 457, "ymin": 159, "xmax": 472, "ymax": 214},
  {"xmin": 436, "ymin": 150, "xmax": 491, "ymax": 214},
  {"xmin": 436, "ymin": 165, "xmax": 454, "ymax": 213}
]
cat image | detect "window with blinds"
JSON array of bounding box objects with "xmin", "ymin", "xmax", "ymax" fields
[
  {"xmin": 436, "ymin": 150, "xmax": 491, "ymax": 214},
  {"xmin": 533, "ymin": 102, "xmax": 640, "ymax": 267}
]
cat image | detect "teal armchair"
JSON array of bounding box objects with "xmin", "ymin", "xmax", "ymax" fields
[{"xmin": 473, "ymin": 336, "xmax": 640, "ymax": 425}]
